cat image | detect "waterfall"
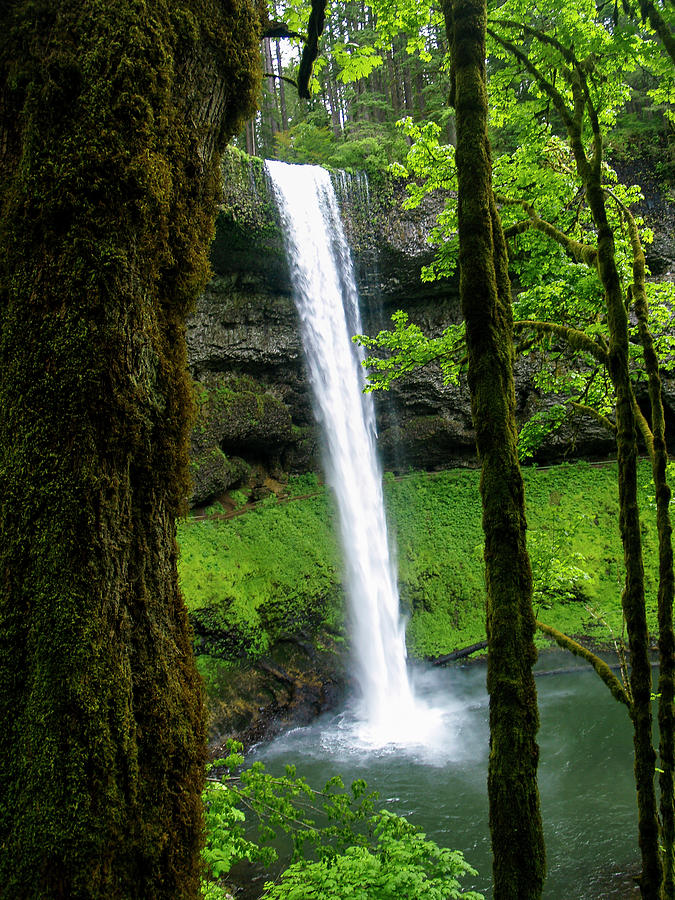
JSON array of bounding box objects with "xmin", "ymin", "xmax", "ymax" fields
[{"xmin": 266, "ymin": 160, "xmax": 434, "ymax": 745}]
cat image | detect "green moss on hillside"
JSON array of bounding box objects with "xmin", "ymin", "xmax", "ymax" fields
[{"xmin": 178, "ymin": 460, "xmax": 659, "ymax": 665}]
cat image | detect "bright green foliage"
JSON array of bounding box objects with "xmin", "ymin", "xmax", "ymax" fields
[
  {"xmin": 200, "ymin": 741, "xmax": 482, "ymax": 900},
  {"xmin": 517, "ymin": 407, "xmax": 568, "ymax": 462},
  {"xmin": 527, "ymin": 508, "xmax": 592, "ymax": 610},
  {"xmin": 355, "ymin": 311, "xmax": 465, "ymax": 392},
  {"xmin": 332, "ymin": 42, "xmax": 384, "ymax": 83},
  {"xmin": 261, "ymin": 814, "xmax": 483, "ymax": 899},
  {"xmin": 361, "ymin": 127, "xmax": 675, "ymax": 435},
  {"xmin": 353, "ymin": 0, "xmax": 674, "ymax": 436},
  {"xmin": 179, "ymin": 493, "xmax": 342, "ymax": 657}
]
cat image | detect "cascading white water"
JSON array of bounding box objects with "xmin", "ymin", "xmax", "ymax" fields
[{"xmin": 265, "ymin": 160, "xmax": 438, "ymax": 745}]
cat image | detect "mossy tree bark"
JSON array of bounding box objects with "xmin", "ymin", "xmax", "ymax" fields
[
  {"xmin": 0, "ymin": 2, "xmax": 261, "ymax": 897},
  {"xmin": 627, "ymin": 201, "xmax": 675, "ymax": 897},
  {"xmin": 442, "ymin": 1, "xmax": 546, "ymax": 897},
  {"xmin": 565, "ymin": 86, "xmax": 662, "ymax": 900}
]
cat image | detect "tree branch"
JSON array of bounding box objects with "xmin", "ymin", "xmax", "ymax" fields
[
  {"xmin": 513, "ymin": 319, "xmax": 609, "ymax": 364},
  {"xmin": 503, "ymin": 219, "xmax": 532, "ymax": 239},
  {"xmin": 261, "ymin": 22, "xmax": 306, "ymax": 40},
  {"xmin": 297, "ymin": 0, "xmax": 328, "ymax": 99},
  {"xmin": 262, "ymin": 72, "xmax": 299, "ymax": 89},
  {"xmin": 536, "ymin": 621, "xmax": 632, "ymax": 708},
  {"xmin": 570, "ymin": 401, "xmax": 617, "ymax": 434},
  {"xmin": 486, "ymin": 27, "xmax": 574, "ymax": 131},
  {"xmin": 496, "ymin": 194, "xmax": 598, "ymax": 267}
]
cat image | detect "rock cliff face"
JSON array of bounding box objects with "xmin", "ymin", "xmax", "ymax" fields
[{"xmin": 186, "ymin": 149, "xmax": 673, "ymax": 506}]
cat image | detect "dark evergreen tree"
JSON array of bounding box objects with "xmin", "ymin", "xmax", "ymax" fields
[{"xmin": 0, "ymin": 1, "xmax": 262, "ymax": 896}]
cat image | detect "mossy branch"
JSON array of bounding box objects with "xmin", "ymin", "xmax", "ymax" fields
[
  {"xmin": 570, "ymin": 401, "xmax": 616, "ymax": 435},
  {"xmin": 606, "ymin": 191, "xmax": 675, "ymax": 883},
  {"xmin": 263, "ymin": 72, "xmax": 299, "ymax": 89},
  {"xmin": 487, "ymin": 25, "xmax": 601, "ymax": 172},
  {"xmin": 490, "ymin": 18, "xmax": 603, "ymax": 166},
  {"xmin": 487, "ymin": 28, "xmax": 574, "ymax": 132},
  {"xmin": 632, "ymin": 0, "xmax": 675, "ymax": 66},
  {"xmin": 503, "ymin": 220, "xmax": 532, "ymax": 240},
  {"xmin": 496, "ymin": 194, "xmax": 598, "ymax": 267},
  {"xmin": 536, "ymin": 621, "xmax": 632, "ymax": 708},
  {"xmin": 603, "ymin": 187, "xmax": 647, "ymax": 304},
  {"xmin": 489, "ymin": 18, "xmax": 577, "ymax": 66},
  {"xmin": 512, "ymin": 319, "xmax": 609, "ymax": 364},
  {"xmin": 606, "ymin": 186, "xmax": 655, "ymax": 462},
  {"xmin": 632, "ymin": 392, "xmax": 655, "ymax": 458}
]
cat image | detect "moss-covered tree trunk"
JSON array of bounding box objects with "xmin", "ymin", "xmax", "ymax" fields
[
  {"xmin": 573, "ymin": 158, "xmax": 662, "ymax": 899},
  {"xmin": 0, "ymin": 2, "xmax": 261, "ymax": 897},
  {"xmin": 442, "ymin": 1, "xmax": 546, "ymax": 897},
  {"xmin": 631, "ymin": 215, "xmax": 675, "ymax": 899}
]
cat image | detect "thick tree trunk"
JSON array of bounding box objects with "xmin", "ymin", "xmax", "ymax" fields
[
  {"xmin": 0, "ymin": 1, "xmax": 261, "ymax": 897},
  {"xmin": 443, "ymin": 1, "xmax": 546, "ymax": 897}
]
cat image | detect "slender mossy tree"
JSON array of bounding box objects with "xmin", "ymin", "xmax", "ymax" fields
[
  {"xmin": 0, "ymin": 1, "xmax": 262, "ymax": 896},
  {"xmin": 440, "ymin": 2, "xmax": 546, "ymax": 897}
]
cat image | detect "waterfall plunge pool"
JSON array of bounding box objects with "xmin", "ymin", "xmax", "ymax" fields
[{"xmin": 249, "ymin": 650, "xmax": 640, "ymax": 899}]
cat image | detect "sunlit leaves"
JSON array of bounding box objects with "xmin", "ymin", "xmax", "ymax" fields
[
  {"xmin": 202, "ymin": 741, "xmax": 483, "ymax": 900},
  {"xmin": 354, "ymin": 311, "xmax": 466, "ymax": 391},
  {"xmin": 332, "ymin": 42, "xmax": 384, "ymax": 83}
]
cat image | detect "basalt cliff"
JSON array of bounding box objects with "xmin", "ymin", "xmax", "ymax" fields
[{"xmin": 187, "ymin": 148, "xmax": 675, "ymax": 507}]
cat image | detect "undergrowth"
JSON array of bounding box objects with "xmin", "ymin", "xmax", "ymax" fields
[{"xmin": 178, "ymin": 459, "xmax": 658, "ymax": 662}]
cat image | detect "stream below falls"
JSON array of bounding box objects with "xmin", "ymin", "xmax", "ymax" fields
[{"xmin": 249, "ymin": 649, "xmax": 642, "ymax": 899}]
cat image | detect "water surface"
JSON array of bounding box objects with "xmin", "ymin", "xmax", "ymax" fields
[{"xmin": 252, "ymin": 651, "xmax": 640, "ymax": 899}]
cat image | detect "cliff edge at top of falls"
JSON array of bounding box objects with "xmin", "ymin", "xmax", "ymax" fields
[{"xmin": 185, "ymin": 147, "xmax": 675, "ymax": 507}]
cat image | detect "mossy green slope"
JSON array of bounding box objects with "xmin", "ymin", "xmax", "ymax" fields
[{"xmin": 180, "ymin": 461, "xmax": 659, "ymax": 664}]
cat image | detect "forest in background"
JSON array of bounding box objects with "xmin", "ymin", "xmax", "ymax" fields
[{"xmin": 241, "ymin": 0, "xmax": 673, "ymax": 189}]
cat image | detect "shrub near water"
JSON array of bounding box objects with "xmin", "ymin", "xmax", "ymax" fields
[
  {"xmin": 200, "ymin": 741, "xmax": 483, "ymax": 900},
  {"xmin": 178, "ymin": 460, "xmax": 659, "ymax": 663}
]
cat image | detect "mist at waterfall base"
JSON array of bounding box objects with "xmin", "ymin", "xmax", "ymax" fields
[{"xmin": 266, "ymin": 159, "xmax": 444, "ymax": 749}]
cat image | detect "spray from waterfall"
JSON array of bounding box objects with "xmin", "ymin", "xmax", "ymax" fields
[{"xmin": 265, "ymin": 160, "xmax": 439, "ymax": 746}]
